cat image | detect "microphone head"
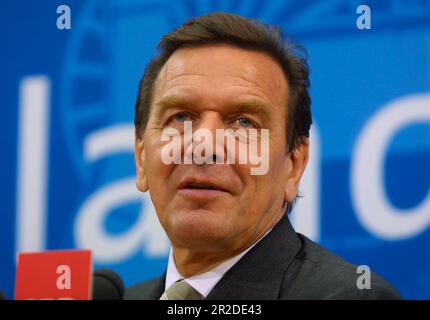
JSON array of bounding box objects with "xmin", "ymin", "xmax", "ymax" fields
[{"xmin": 92, "ymin": 269, "xmax": 124, "ymax": 300}]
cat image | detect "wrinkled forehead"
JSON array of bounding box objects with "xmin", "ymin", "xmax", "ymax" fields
[{"xmin": 153, "ymin": 45, "xmax": 288, "ymax": 109}]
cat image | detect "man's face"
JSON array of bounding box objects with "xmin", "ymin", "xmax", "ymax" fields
[{"xmin": 135, "ymin": 45, "xmax": 308, "ymax": 254}]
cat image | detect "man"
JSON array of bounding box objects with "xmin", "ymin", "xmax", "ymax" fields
[{"xmin": 126, "ymin": 12, "xmax": 401, "ymax": 300}]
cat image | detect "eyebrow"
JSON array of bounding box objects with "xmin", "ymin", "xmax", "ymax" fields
[
  {"xmin": 231, "ymin": 100, "xmax": 273, "ymax": 117},
  {"xmin": 153, "ymin": 95, "xmax": 197, "ymax": 120},
  {"xmin": 153, "ymin": 95, "xmax": 274, "ymax": 120}
]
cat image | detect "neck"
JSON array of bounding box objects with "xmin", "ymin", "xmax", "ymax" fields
[
  {"xmin": 172, "ymin": 249, "xmax": 229, "ymax": 277},
  {"xmin": 172, "ymin": 210, "xmax": 285, "ymax": 277}
]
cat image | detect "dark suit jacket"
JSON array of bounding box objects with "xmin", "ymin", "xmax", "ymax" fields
[{"xmin": 125, "ymin": 214, "xmax": 402, "ymax": 300}]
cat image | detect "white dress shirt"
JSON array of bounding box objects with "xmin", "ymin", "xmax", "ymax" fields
[{"xmin": 165, "ymin": 228, "xmax": 273, "ymax": 298}]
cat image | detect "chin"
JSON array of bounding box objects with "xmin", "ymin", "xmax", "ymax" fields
[{"xmin": 167, "ymin": 209, "xmax": 231, "ymax": 247}]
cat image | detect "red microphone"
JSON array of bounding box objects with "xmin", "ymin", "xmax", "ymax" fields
[{"xmin": 15, "ymin": 249, "xmax": 93, "ymax": 300}]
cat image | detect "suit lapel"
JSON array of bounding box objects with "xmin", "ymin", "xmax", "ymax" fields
[
  {"xmin": 146, "ymin": 272, "xmax": 166, "ymax": 300},
  {"xmin": 206, "ymin": 214, "xmax": 302, "ymax": 300}
]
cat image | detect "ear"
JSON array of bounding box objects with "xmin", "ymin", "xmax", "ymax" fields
[
  {"xmin": 135, "ymin": 130, "xmax": 149, "ymax": 192},
  {"xmin": 284, "ymin": 138, "xmax": 310, "ymax": 204}
]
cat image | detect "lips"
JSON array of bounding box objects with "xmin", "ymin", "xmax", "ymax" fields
[{"xmin": 178, "ymin": 178, "xmax": 229, "ymax": 193}]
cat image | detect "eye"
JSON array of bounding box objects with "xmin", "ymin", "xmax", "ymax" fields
[
  {"xmin": 236, "ymin": 117, "xmax": 254, "ymax": 128},
  {"xmin": 170, "ymin": 112, "xmax": 192, "ymax": 123}
]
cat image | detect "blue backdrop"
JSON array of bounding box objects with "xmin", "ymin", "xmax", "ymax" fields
[{"xmin": 1, "ymin": 0, "xmax": 429, "ymax": 299}]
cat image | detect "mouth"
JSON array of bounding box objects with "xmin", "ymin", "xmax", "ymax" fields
[{"xmin": 178, "ymin": 178, "xmax": 229, "ymax": 198}]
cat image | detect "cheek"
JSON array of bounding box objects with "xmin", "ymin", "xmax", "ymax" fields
[
  {"xmin": 147, "ymin": 162, "xmax": 174, "ymax": 190},
  {"xmin": 268, "ymin": 134, "xmax": 288, "ymax": 175},
  {"xmin": 238, "ymin": 139, "xmax": 287, "ymax": 187},
  {"xmin": 146, "ymin": 162, "xmax": 176, "ymax": 227},
  {"xmin": 143, "ymin": 141, "xmax": 175, "ymax": 191},
  {"xmin": 244, "ymin": 149, "xmax": 287, "ymax": 206},
  {"xmin": 233, "ymin": 166, "xmax": 261, "ymax": 213}
]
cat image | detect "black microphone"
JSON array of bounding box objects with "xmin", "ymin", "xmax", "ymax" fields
[
  {"xmin": 92, "ymin": 269, "xmax": 125, "ymax": 300},
  {"xmin": 0, "ymin": 291, "xmax": 6, "ymax": 300}
]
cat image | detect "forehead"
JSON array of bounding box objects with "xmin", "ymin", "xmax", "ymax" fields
[{"xmin": 152, "ymin": 45, "xmax": 288, "ymax": 110}]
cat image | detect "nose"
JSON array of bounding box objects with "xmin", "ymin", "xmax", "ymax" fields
[
  {"xmin": 191, "ymin": 112, "xmax": 225, "ymax": 164},
  {"xmin": 196, "ymin": 111, "xmax": 224, "ymax": 133}
]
